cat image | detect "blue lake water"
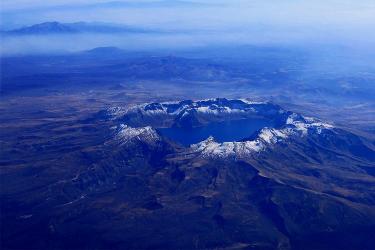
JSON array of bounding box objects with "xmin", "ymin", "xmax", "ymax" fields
[{"xmin": 157, "ymin": 118, "xmax": 274, "ymax": 146}]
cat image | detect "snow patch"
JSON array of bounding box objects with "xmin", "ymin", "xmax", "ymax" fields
[
  {"xmin": 116, "ymin": 124, "xmax": 160, "ymax": 144},
  {"xmin": 191, "ymin": 114, "xmax": 333, "ymax": 158},
  {"xmin": 239, "ymin": 98, "xmax": 266, "ymax": 105}
]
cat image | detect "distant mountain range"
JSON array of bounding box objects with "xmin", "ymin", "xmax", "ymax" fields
[{"xmin": 3, "ymin": 21, "xmax": 155, "ymax": 35}]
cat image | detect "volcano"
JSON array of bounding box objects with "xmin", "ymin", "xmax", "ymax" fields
[{"xmin": 1, "ymin": 98, "xmax": 375, "ymax": 250}]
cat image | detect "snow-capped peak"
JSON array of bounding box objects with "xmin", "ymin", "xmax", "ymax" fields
[
  {"xmin": 107, "ymin": 106, "xmax": 126, "ymax": 118},
  {"xmin": 115, "ymin": 124, "xmax": 160, "ymax": 144},
  {"xmin": 239, "ymin": 98, "xmax": 266, "ymax": 105},
  {"xmin": 190, "ymin": 113, "xmax": 334, "ymax": 159},
  {"xmin": 124, "ymin": 98, "xmax": 273, "ymax": 118},
  {"xmin": 106, "ymin": 99, "xmax": 334, "ymax": 158},
  {"xmin": 286, "ymin": 113, "xmax": 333, "ymax": 135}
]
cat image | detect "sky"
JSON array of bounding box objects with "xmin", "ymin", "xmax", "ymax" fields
[{"xmin": 1, "ymin": 0, "xmax": 375, "ymax": 54}]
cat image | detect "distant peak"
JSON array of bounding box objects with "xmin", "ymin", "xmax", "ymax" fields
[
  {"xmin": 7, "ymin": 21, "xmax": 77, "ymax": 34},
  {"xmin": 42, "ymin": 21, "xmax": 60, "ymax": 24},
  {"xmin": 5, "ymin": 21, "xmax": 153, "ymax": 35},
  {"xmin": 30, "ymin": 21, "xmax": 65, "ymax": 27},
  {"xmin": 88, "ymin": 46, "xmax": 122, "ymax": 51},
  {"xmin": 85, "ymin": 46, "xmax": 125, "ymax": 55}
]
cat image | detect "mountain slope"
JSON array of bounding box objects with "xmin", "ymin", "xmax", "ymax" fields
[{"xmin": 1, "ymin": 98, "xmax": 374, "ymax": 249}]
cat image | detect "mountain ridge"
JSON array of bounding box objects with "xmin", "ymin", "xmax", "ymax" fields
[{"xmin": 4, "ymin": 21, "xmax": 155, "ymax": 35}]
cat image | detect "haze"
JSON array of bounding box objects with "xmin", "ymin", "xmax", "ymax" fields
[{"xmin": 1, "ymin": 0, "xmax": 375, "ymax": 55}]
